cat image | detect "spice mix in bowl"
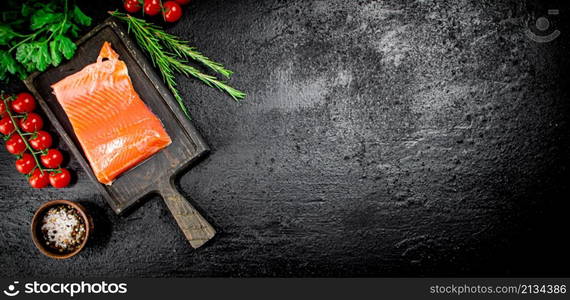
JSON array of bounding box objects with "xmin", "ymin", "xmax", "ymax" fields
[{"xmin": 31, "ymin": 200, "xmax": 92, "ymax": 259}]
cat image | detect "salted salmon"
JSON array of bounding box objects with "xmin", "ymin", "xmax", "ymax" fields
[{"xmin": 51, "ymin": 42, "xmax": 172, "ymax": 185}]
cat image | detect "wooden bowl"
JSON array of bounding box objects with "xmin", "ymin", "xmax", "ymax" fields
[{"xmin": 31, "ymin": 200, "xmax": 92, "ymax": 259}]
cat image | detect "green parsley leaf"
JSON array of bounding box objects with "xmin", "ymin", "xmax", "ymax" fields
[
  {"xmin": 69, "ymin": 23, "xmax": 80, "ymax": 38},
  {"xmin": 0, "ymin": 26, "xmax": 17, "ymax": 46},
  {"xmin": 32, "ymin": 42, "xmax": 51, "ymax": 72},
  {"xmin": 30, "ymin": 9, "xmax": 63, "ymax": 30},
  {"xmin": 15, "ymin": 43, "xmax": 34, "ymax": 69},
  {"xmin": 72, "ymin": 6, "xmax": 92, "ymax": 27},
  {"xmin": 0, "ymin": 50, "xmax": 14, "ymax": 80},
  {"xmin": 0, "ymin": 50, "xmax": 19, "ymax": 75},
  {"xmin": 55, "ymin": 35, "xmax": 76, "ymax": 60},
  {"xmin": 49, "ymin": 40, "xmax": 62, "ymax": 67},
  {"xmin": 48, "ymin": 22, "xmax": 71, "ymax": 35}
]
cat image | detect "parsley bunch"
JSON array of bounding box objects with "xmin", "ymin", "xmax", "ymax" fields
[{"xmin": 0, "ymin": 0, "xmax": 92, "ymax": 81}]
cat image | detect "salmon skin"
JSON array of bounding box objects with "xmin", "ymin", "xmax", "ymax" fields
[{"xmin": 51, "ymin": 41, "xmax": 172, "ymax": 185}]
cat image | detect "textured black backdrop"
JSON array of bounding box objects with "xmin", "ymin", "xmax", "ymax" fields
[{"xmin": 1, "ymin": 0, "xmax": 569, "ymax": 277}]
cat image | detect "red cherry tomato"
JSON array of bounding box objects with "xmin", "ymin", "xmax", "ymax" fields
[
  {"xmin": 0, "ymin": 100, "xmax": 7, "ymax": 117},
  {"xmin": 124, "ymin": 0, "xmax": 142, "ymax": 13},
  {"xmin": 163, "ymin": 1, "xmax": 182, "ymax": 22},
  {"xmin": 29, "ymin": 168, "xmax": 50, "ymax": 189},
  {"xmin": 0, "ymin": 117, "xmax": 15, "ymax": 135},
  {"xmin": 144, "ymin": 0, "xmax": 162, "ymax": 16},
  {"xmin": 19, "ymin": 113, "xmax": 44, "ymax": 133},
  {"xmin": 11, "ymin": 92, "xmax": 36, "ymax": 113},
  {"xmin": 175, "ymin": 0, "xmax": 191, "ymax": 5},
  {"xmin": 49, "ymin": 168, "xmax": 71, "ymax": 188},
  {"xmin": 6, "ymin": 134, "xmax": 26, "ymax": 154},
  {"xmin": 29, "ymin": 131, "xmax": 52, "ymax": 150},
  {"xmin": 15, "ymin": 153, "xmax": 36, "ymax": 174},
  {"xmin": 40, "ymin": 149, "xmax": 64, "ymax": 169}
]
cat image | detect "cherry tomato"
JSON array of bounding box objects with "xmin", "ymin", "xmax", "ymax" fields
[
  {"xmin": 124, "ymin": 0, "xmax": 142, "ymax": 13},
  {"xmin": 29, "ymin": 168, "xmax": 50, "ymax": 189},
  {"xmin": 40, "ymin": 149, "xmax": 64, "ymax": 169},
  {"xmin": 15, "ymin": 153, "xmax": 36, "ymax": 174},
  {"xmin": 0, "ymin": 117, "xmax": 15, "ymax": 135},
  {"xmin": 6, "ymin": 134, "xmax": 26, "ymax": 154},
  {"xmin": 175, "ymin": 0, "xmax": 191, "ymax": 5},
  {"xmin": 163, "ymin": 1, "xmax": 182, "ymax": 22},
  {"xmin": 144, "ymin": 0, "xmax": 162, "ymax": 16},
  {"xmin": 49, "ymin": 168, "xmax": 72, "ymax": 188},
  {"xmin": 0, "ymin": 100, "xmax": 7, "ymax": 117},
  {"xmin": 19, "ymin": 113, "xmax": 44, "ymax": 133},
  {"xmin": 29, "ymin": 131, "xmax": 52, "ymax": 150},
  {"xmin": 11, "ymin": 92, "xmax": 36, "ymax": 113}
]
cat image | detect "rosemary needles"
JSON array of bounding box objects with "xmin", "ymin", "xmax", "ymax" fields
[{"xmin": 109, "ymin": 11, "xmax": 245, "ymax": 118}]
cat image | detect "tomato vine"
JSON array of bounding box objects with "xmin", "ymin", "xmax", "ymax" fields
[{"xmin": 1, "ymin": 91, "xmax": 71, "ymax": 188}]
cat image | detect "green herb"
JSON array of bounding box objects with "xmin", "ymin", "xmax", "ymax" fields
[
  {"xmin": 0, "ymin": 0, "xmax": 91, "ymax": 81},
  {"xmin": 110, "ymin": 11, "xmax": 245, "ymax": 118}
]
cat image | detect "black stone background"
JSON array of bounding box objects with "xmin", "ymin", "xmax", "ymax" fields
[{"xmin": 1, "ymin": 0, "xmax": 569, "ymax": 277}]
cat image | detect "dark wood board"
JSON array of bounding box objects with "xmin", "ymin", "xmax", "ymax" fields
[{"xmin": 23, "ymin": 18, "xmax": 215, "ymax": 248}]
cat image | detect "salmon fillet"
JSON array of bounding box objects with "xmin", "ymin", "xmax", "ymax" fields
[{"xmin": 51, "ymin": 42, "xmax": 171, "ymax": 185}]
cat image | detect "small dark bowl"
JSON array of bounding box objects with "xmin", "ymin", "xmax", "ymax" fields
[{"xmin": 31, "ymin": 200, "xmax": 92, "ymax": 259}]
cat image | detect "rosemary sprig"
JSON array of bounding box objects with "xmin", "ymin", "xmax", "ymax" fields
[
  {"xmin": 165, "ymin": 55, "xmax": 245, "ymax": 99},
  {"xmin": 109, "ymin": 11, "xmax": 245, "ymax": 117},
  {"xmin": 151, "ymin": 28, "xmax": 234, "ymax": 78},
  {"xmin": 115, "ymin": 12, "xmax": 188, "ymax": 115},
  {"xmin": 116, "ymin": 16, "xmax": 234, "ymax": 78}
]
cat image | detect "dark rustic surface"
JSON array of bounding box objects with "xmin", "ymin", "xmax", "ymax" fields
[{"xmin": 1, "ymin": 0, "xmax": 569, "ymax": 277}]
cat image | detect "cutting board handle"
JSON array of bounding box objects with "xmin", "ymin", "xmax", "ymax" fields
[{"xmin": 160, "ymin": 181, "xmax": 216, "ymax": 248}]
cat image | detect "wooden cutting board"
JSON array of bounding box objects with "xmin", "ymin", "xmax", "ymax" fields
[{"xmin": 23, "ymin": 18, "xmax": 216, "ymax": 249}]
